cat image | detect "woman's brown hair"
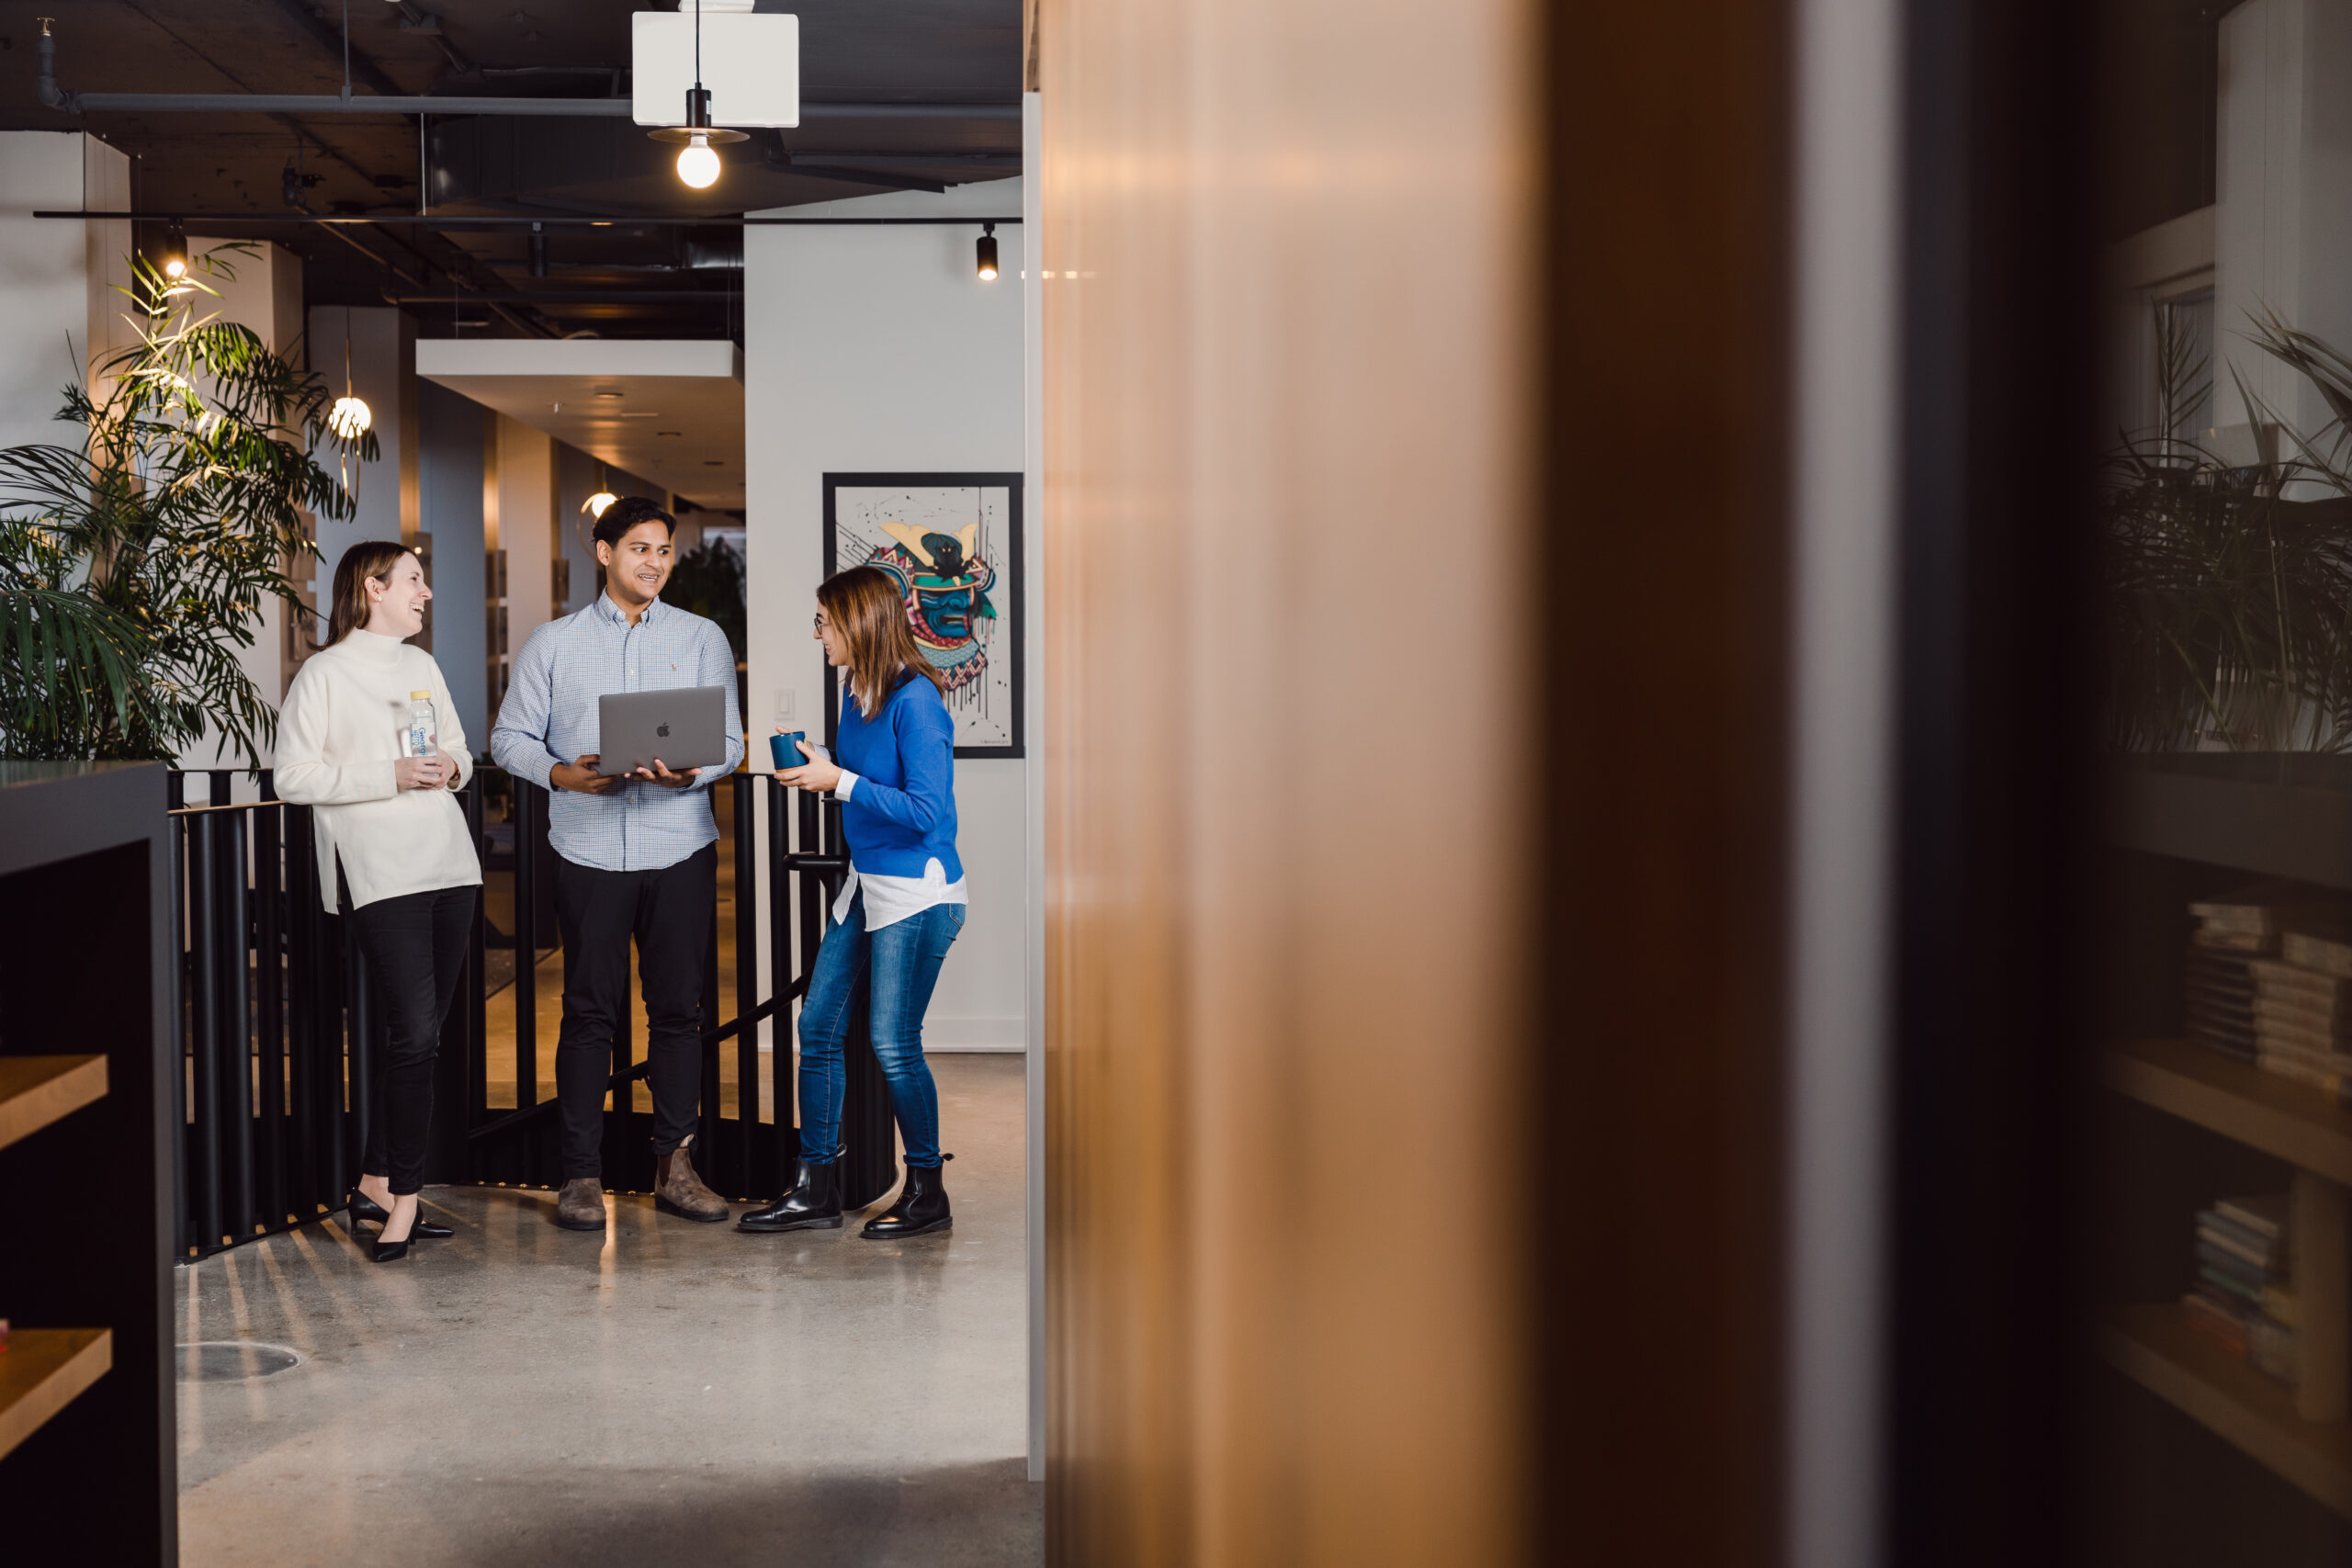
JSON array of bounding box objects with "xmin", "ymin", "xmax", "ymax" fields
[
  {"xmin": 323, "ymin": 540, "xmax": 419, "ymax": 647},
  {"xmin": 818, "ymin": 565, "xmax": 948, "ymax": 718}
]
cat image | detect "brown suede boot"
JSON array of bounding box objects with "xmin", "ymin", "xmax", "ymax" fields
[
  {"xmin": 554, "ymin": 1177, "xmax": 606, "ymax": 1232},
  {"xmin": 654, "ymin": 1136, "xmax": 729, "ymax": 1223}
]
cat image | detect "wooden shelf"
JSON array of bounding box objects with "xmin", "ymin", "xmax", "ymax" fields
[
  {"xmin": 0, "ymin": 1328, "xmax": 110, "ymax": 1464},
  {"xmin": 2103, "ymin": 1038, "xmax": 2352, "ymax": 1184},
  {"xmin": 2109, "ymin": 755, "xmax": 2352, "ymax": 889},
  {"xmin": 2103, "ymin": 1305, "xmax": 2352, "ymax": 1518},
  {"xmin": 0, "ymin": 1056, "xmax": 105, "ymax": 1154}
]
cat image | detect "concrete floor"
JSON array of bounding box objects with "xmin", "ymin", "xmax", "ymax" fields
[{"xmin": 174, "ymin": 1055, "xmax": 1038, "ymax": 1568}]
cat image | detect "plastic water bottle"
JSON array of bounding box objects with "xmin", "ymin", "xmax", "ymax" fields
[{"xmin": 404, "ymin": 691, "xmax": 437, "ymax": 759}]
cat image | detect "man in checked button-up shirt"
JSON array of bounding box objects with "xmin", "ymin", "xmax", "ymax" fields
[{"xmin": 491, "ymin": 497, "xmax": 744, "ymax": 1232}]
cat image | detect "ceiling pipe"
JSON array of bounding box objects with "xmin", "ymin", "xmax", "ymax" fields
[
  {"xmin": 51, "ymin": 92, "xmax": 1020, "ymax": 121},
  {"xmin": 35, "ymin": 211, "xmax": 1023, "ymax": 227}
]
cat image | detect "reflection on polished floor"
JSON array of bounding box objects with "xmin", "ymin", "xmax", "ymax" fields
[{"xmin": 174, "ymin": 1055, "xmax": 1036, "ymax": 1568}]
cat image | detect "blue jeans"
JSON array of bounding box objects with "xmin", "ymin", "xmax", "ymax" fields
[{"xmin": 796, "ymin": 892, "xmax": 964, "ymax": 1169}]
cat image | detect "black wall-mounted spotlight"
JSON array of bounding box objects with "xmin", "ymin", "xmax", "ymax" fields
[
  {"xmin": 158, "ymin": 220, "xmax": 188, "ymax": 281},
  {"xmin": 977, "ymin": 221, "xmax": 999, "ymax": 282},
  {"xmin": 528, "ymin": 221, "xmax": 548, "ymax": 278}
]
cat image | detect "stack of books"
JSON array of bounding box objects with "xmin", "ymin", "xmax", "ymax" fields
[
  {"xmin": 2252, "ymin": 939, "xmax": 2352, "ymax": 1100},
  {"xmin": 2183, "ymin": 1194, "xmax": 2297, "ymax": 1387},
  {"xmin": 2186, "ymin": 886, "xmax": 2352, "ymax": 1083}
]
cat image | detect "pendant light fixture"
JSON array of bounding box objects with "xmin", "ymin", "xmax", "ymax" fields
[
  {"xmin": 327, "ymin": 316, "xmax": 371, "ymax": 509},
  {"xmin": 581, "ymin": 461, "xmax": 618, "ymax": 521},
  {"xmin": 158, "ymin": 220, "xmax": 189, "ymax": 282},
  {"xmin": 976, "ymin": 222, "xmax": 999, "ymax": 282},
  {"xmin": 649, "ymin": 0, "xmax": 747, "ymax": 190}
]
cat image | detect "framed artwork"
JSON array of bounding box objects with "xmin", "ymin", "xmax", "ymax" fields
[{"xmin": 821, "ymin": 472, "xmax": 1024, "ymax": 759}]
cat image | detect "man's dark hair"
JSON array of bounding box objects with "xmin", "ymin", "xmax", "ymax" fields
[{"xmin": 593, "ymin": 496, "xmax": 675, "ymax": 550}]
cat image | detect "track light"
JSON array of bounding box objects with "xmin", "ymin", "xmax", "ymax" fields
[
  {"xmin": 158, "ymin": 220, "xmax": 188, "ymax": 281},
  {"xmin": 527, "ymin": 222, "xmax": 548, "ymax": 277},
  {"xmin": 976, "ymin": 222, "xmax": 998, "ymax": 282}
]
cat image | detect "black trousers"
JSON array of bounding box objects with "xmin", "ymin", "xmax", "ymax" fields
[
  {"xmin": 347, "ymin": 885, "xmax": 478, "ymax": 1195},
  {"xmin": 552, "ymin": 843, "xmax": 715, "ymax": 1179}
]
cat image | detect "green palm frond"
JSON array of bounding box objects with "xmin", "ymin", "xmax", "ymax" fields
[{"xmin": 0, "ymin": 243, "xmax": 358, "ymax": 768}]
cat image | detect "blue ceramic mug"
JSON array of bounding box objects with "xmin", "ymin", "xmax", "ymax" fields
[{"xmin": 770, "ymin": 730, "xmax": 807, "ymax": 772}]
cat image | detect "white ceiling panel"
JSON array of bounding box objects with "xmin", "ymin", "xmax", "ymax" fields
[{"xmin": 416, "ymin": 339, "xmax": 745, "ymax": 510}]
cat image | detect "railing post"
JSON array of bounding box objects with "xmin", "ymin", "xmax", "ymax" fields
[
  {"xmin": 731, "ymin": 772, "xmax": 759, "ymax": 1195},
  {"xmin": 513, "ymin": 778, "xmax": 538, "ymax": 1109},
  {"xmin": 286, "ymin": 805, "xmax": 321, "ymax": 1222},
  {"xmin": 464, "ymin": 778, "xmax": 489, "ymax": 1144},
  {"xmin": 187, "ymin": 810, "xmax": 222, "ymax": 1254},
  {"xmin": 170, "ymin": 815, "xmax": 190, "ymax": 1257},
  {"xmin": 256, "ymin": 795, "xmax": 285, "ymax": 1229},
  {"xmin": 221, "ymin": 809, "xmax": 256, "ymax": 1241}
]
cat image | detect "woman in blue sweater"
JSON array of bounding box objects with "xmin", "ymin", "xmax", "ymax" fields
[{"xmin": 741, "ymin": 565, "xmax": 966, "ymax": 1238}]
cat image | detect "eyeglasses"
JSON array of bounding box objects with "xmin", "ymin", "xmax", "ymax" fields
[{"xmin": 813, "ymin": 615, "xmax": 831, "ymax": 631}]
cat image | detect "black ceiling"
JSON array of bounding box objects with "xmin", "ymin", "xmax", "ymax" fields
[{"xmin": 0, "ymin": 1, "xmax": 1023, "ymax": 338}]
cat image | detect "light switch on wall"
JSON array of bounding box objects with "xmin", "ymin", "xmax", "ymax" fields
[{"xmin": 775, "ymin": 688, "xmax": 797, "ymax": 722}]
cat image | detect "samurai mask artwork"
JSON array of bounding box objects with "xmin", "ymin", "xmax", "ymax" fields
[{"xmin": 867, "ymin": 519, "xmax": 1000, "ymax": 697}]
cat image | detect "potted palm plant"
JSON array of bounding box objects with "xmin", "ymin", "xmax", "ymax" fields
[
  {"xmin": 2103, "ymin": 303, "xmax": 2352, "ymax": 754},
  {"xmin": 0, "ymin": 244, "xmax": 372, "ymax": 768}
]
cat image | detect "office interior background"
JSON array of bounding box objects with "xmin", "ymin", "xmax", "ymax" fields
[{"xmin": 0, "ymin": 0, "xmax": 2345, "ymax": 1564}]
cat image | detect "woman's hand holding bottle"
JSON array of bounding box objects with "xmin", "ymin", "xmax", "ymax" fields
[{"xmin": 393, "ymin": 752, "xmax": 451, "ymax": 792}]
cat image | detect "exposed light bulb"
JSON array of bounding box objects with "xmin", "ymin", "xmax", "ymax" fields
[
  {"xmin": 328, "ymin": 397, "xmax": 372, "ymax": 440},
  {"xmin": 676, "ymin": 133, "xmax": 720, "ymax": 189},
  {"xmin": 582, "ymin": 491, "xmax": 618, "ymax": 519}
]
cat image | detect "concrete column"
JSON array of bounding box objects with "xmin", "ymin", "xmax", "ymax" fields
[
  {"xmin": 2213, "ymin": 0, "xmax": 2352, "ymax": 444},
  {"xmin": 200, "ymin": 242, "xmax": 308, "ymax": 700},
  {"xmin": 418, "ymin": 380, "xmax": 489, "ymax": 746}
]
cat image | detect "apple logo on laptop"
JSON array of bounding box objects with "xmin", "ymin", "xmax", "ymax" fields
[{"xmin": 657, "ymin": 722, "xmax": 671, "ymax": 738}]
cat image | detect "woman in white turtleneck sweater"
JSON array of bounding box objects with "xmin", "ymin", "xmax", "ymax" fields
[{"xmin": 275, "ymin": 540, "xmax": 481, "ymax": 1262}]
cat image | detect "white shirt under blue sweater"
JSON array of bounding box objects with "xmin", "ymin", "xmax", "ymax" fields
[
  {"xmin": 828, "ymin": 672, "xmax": 967, "ymax": 931},
  {"xmin": 490, "ymin": 594, "xmax": 745, "ymax": 873}
]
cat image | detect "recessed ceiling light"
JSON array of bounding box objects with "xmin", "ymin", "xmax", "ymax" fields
[
  {"xmin": 658, "ymin": 430, "xmax": 684, "ymax": 437},
  {"xmin": 703, "ymin": 460, "xmax": 724, "ymax": 467},
  {"xmin": 619, "ymin": 412, "xmax": 663, "ymax": 419},
  {"xmin": 595, "ymin": 390, "xmax": 622, "ymax": 400}
]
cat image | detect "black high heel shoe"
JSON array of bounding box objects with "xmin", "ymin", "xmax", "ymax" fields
[
  {"xmin": 369, "ymin": 1209, "xmax": 419, "ymax": 1264},
  {"xmin": 348, "ymin": 1190, "xmax": 453, "ymax": 1238}
]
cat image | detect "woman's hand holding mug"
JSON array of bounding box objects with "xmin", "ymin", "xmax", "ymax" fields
[{"xmin": 774, "ymin": 727, "xmax": 843, "ymax": 793}]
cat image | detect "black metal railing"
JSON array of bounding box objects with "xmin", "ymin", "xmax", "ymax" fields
[{"xmin": 168, "ymin": 763, "xmax": 893, "ymax": 1261}]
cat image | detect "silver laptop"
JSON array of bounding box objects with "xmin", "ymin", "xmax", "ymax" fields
[{"xmin": 597, "ymin": 687, "xmax": 729, "ymax": 777}]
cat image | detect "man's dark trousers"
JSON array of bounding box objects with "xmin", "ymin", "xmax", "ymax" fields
[{"xmin": 551, "ymin": 841, "xmax": 716, "ymax": 1179}]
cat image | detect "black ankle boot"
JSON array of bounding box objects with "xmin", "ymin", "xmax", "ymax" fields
[
  {"xmin": 737, "ymin": 1157, "xmax": 842, "ymax": 1233},
  {"xmin": 860, "ymin": 1158, "xmax": 952, "ymax": 1240}
]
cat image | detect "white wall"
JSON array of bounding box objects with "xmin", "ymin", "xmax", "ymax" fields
[
  {"xmin": 2214, "ymin": 0, "xmax": 2352, "ymax": 441},
  {"xmin": 0, "ymin": 132, "xmax": 127, "ymax": 455},
  {"xmin": 744, "ymin": 178, "xmax": 1028, "ymax": 1051}
]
